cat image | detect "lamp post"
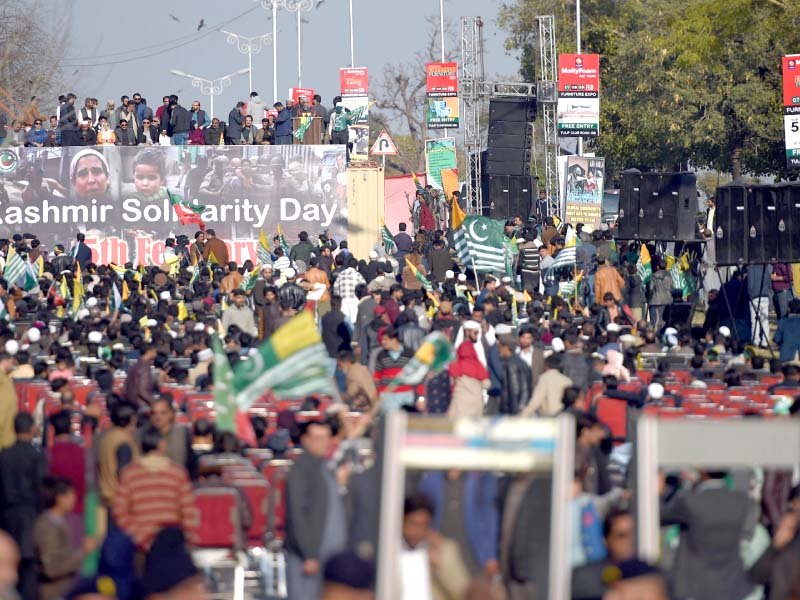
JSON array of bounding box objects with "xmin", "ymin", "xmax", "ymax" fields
[
  {"xmin": 219, "ymin": 30, "xmax": 273, "ymax": 95},
  {"xmin": 169, "ymin": 68, "xmax": 251, "ymax": 119},
  {"xmin": 256, "ymin": 0, "xmax": 315, "ymax": 101}
]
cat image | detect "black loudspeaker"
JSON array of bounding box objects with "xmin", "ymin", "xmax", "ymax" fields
[
  {"xmin": 486, "ymin": 159, "xmax": 531, "ymax": 176},
  {"xmin": 617, "ymin": 169, "xmax": 642, "ymax": 239},
  {"xmin": 488, "ymin": 132, "xmax": 532, "ymax": 149},
  {"xmin": 488, "ymin": 174, "xmax": 510, "ymax": 219},
  {"xmin": 776, "ymin": 183, "xmax": 800, "ymax": 263},
  {"xmin": 486, "ymin": 97, "xmax": 535, "ymax": 178},
  {"xmin": 747, "ymin": 184, "xmax": 779, "ymax": 264},
  {"xmin": 488, "ymin": 98, "xmax": 537, "ymax": 122},
  {"xmin": 714, "ymin": 184, "xmax": 747, "ymax": 266},
  {"xmin": 617, "ymin": 171, "xmax": 698, "ymax": 241},
  {"xmin": 510, "ymin": 175, "xmax": 534, "ymax": 218}
]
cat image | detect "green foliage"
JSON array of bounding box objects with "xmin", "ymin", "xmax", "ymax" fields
[{"xmin": 499, "ymin": 0, "xmax": 800, "ymax": 177}]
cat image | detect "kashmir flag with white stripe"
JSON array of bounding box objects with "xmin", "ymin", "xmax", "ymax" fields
[
  {"xmin": 2, "ymin": 247, "xmax": 25, "ymax": 286},
  {"xmin": 110, "ymin": 282, "xmax": 123, "ymax": 313},
  {"xmin": 547, "ymin": 224, "xmax": 578, "ymax": 272},
  {"xmin": 232, "ymin": 311, "xmax": 335, "ymax": 409},
  {"xmin": 381, "ymin": 221, "xmax": 397, "ymax": 254},
  {"xmin": 452, "ymin": 215, "xmax": 507, "ymax": 273},
  {"xmin": 257, "ymin": 230, "xmax": 272, "ymax": 266}
]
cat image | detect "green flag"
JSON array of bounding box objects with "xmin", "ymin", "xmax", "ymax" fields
[
  {"xmin": 239, "ymin": 265, "xmax": 260, "ymax": 292},
  {"xmin": 22, "ymin": 259, "xmax": 38, "ymax": 292},
  {"xmin": 212, "ymin": 333, "xmax": 236, "ymax": 434},
  {"xmin": 381, "ymin": 223, "xmax": 397, "ymax": 254},
  {"xmin": 388, "ymin": 332, "xmax": 454, "ymax": 387},
  {"xmin": 637, "ymin": 243, "xmax": 652, "ymax": 285},
  {"xmin": 232, "ymin": 311, "xmax": 334, "ymax": 408},
  {"xmin": 3, "ymin": 248, "xmax": 25, "ymax": 287},
  {"xmin": 452, "ymin": 215, "xmax": 507, "ymax": 272},
  {"xmin": 293, "ymin": 116, "xmax": 313, "ymax": 141}
]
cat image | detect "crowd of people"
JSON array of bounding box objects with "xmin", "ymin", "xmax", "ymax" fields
[
  {"xmin": 0, "ymin": 205, "xmax": 794, "ymax": 599},
  {"xmin": 0, "ymin": 91, "xmax": 347, "ymax": 149}
]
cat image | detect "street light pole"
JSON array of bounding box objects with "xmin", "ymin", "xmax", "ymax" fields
[
  {"xmin": 297, "ymin": 11, "xmax": 302, "ymax": 86},
  {"xmin": 256, "ymin": 0, "xmax": 315, "ymax": 101},
  {"xmin": 576, "ymin": 0, "xmax": 583, "ymax": 157},
  {"xmin": 349, "ymin": 0, "xmax": 355, "ymax": 66},
  {"xmin": 170, "ymin": 68, "xmax": 251, "ymax": 119},
  {"xmin": 439, "ymin": 0, "xmax": 445, "ymax": 62},
  {"xmin": 220, "ymin": 30, "xmax": 273, "ymax": 96}
]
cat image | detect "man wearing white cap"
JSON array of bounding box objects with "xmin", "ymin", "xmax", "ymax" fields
[{"xmin": 188, "ymin": 348, "xmax": 214, "ymax": 386}]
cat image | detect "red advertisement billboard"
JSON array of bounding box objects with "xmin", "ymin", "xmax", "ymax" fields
[
  {"xmin": 782, "ymin": 55, "xmax": 800, "ymax": 107},
  {"xmin": 290, "ymin": 87, "xmax": 315, "ymax": 104},
  {"xmin": 339, "ymin": 67, "xmax": 369, "ymax": 97},
  {"xmin": 557, "ymin": 54, "xmax": 600, "ymax": 93},
  {"xmin": 425, "ymin": 62, "xmax": 458, "ymax": 97}
]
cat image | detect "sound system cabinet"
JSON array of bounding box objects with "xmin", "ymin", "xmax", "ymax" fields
[
  {"xmin": 776, "ymin": 183, "xmax": 800, "ymax": 263},
  {"xmin": 617, "ymin": 171, "xmax": 699, "ymax": 241},
  {"xmin": 488, "ymin": 174, "xmax": 535, "ymax": 219},
  {"xmin": 714, "ymin": 184, "xmax": 748, "ymax": 266},
  {"xmin": 746, "ymin": 184, "xmax": 779, "ymax": 264}
]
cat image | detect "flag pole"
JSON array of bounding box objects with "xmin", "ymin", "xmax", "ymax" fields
[{"xmin": 470, "ymin": 257, "xmax": 480, "ymax": 290}]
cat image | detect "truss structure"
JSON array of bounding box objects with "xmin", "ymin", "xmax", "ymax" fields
[
  {"xmin": 536, "ymin": 15, "xmax": 561, "ymax": 218},
  {"xmin": 461, "ymin": 17, "xmax": 541, "ymax": 215}
]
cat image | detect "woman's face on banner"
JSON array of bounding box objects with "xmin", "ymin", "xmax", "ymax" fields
[
  {"xmin": 73, "ymin": 155, "xmax": 108, "ymax": 198},
  {"xmin": 133, "ymin": 163, "xmax": 163, "ymax": 196}
]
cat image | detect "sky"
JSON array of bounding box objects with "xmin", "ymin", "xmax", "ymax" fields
[{"xmin": 56, "ymin": 0, "xmax": 522, "ymax": 124}]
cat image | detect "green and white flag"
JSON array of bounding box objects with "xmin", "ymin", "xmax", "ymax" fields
[
  {"xmin": 212, "ymin": 333, "xmax": 237, "ymax": 434},
  {"xmin": 381, "ymin": 223, "xmax": 397, "ymax": 254},
  {"xmin": 389, "ymin": 331, "xmax": 454, "ymax": 388},
  {"xmin": 293, "ymin": 116, "xmax": 314, "ymax": 141},
  {"xmin": 452, "ymin": 215, "xmax": 507, "ymax": 273},
  {"xmin": 110, "ymin": 282, "xmax": 123, "ymax": 313},
  {"xmin": 239, "ymin": 265, "xmax": 260, "ymax": 292},
  {"xmin": 637, "ymin": 244, "xmax": 652, "ymax": 285},
  {"xmin": 232, "ymin": 311, "xmax": 335, "ymax": 409},
  {"xmin": 22, "ymin": 259, "xmax": 38, "ymax": 292},
  {"xmin": 3, "ymin": 248, "xmax": 25, "ymax": 286}
]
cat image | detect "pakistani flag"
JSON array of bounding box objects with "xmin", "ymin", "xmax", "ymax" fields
[
  {"xmin": 381, "ymin": 222, "xmax": 396, "ymax": 254},
  {"xmin": 388, "ymin": 332, "xmax": 454, "ymax": 387},
  {"xmin": 22, "ymin": 259, "xmax": 38, "ymax": 292},
  {"xmin": 257, "ymin": 230, "xmax": 272, "ymax": 266},
  {"xmin": 637, "ymin": 243, "xmax": 652, "ymax": 285},
  {"xmin": 3, "ymin": 248, "xmax": 25, "ymax": 286},
  {"xmin": 452, "ymin": 215, "xmax": 507, "ymax": 272},
  {"xmin": 232, "ymin": 311, "xmax": 335, "ymax": 409}
]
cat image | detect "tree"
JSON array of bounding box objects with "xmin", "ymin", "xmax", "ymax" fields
[
  {"xmin": 499, "ymin": 0, "xmax": 800, "ymax": 178},
  {"xmin": 0, "ymin": 0, "xmax": 71, "ymax": 121},
  {"xmin": 376, "ymin": 16, "xmax": 458, "ymax": 173}
]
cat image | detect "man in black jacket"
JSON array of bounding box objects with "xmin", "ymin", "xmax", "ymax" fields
[
  {"xmin": 226, "ymin": 102, "xmax": 245, "ymax": 145},
  {"xmin": 285, "ymin": 421, "xmax": 347, "ymax": 599},
  {"xmin": 168, "ymin": 95, "xmax": 191, "ymax": 145},
  {"xmin": 0, "ymin": 413, "xmax": 47, "ymax": 600},
  {"xmin": 57, "ymin": 93, "xmax": 79, "ymax": 146},
  {"xmin": 497, "ymin": 334, "xmax": 532, "ymax": 414}
]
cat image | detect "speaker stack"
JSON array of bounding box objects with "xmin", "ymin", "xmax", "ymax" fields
[
  {"xmin": 616, "ymin": 170, "xmax": 700, "ymax": 241},
  {"xmin": 484, "ymin": 98, "xmax": 536, "ymax": 219},
  {"xmin": 714, "ymin": 182, "xmax": 800, "ymax": 265}
]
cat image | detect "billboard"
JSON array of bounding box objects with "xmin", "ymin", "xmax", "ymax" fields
[
  {"xmin": 339, "ymin": 67, "xmax": 369, "ymax": 97},
  {"xmin": 782, "ymin": 55, "xmax": 800, "ymax": 169},
  {"xmin": 563, "ymin": 156, "xmax": 604, "ymax": 229},
  {"xmin": 557, "ymin": 53, "xmax": 600, "ymax": 137},
  {"xmin": 424, "ymin": 138, "xmax": 457, "ymax": 190},
  {"xmin": 0, "ymin": 145, "xmax": 348, "ymax": 266},
  {"xmin": 426, "ymin": 61, "xmax": 459, "ymax": 130},
  {"xmin": 425, "ymin": 62, "xmax": 459, "ymax": 96}
]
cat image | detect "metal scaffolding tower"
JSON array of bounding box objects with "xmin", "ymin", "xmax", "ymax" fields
[
  {"xmin": 461, "ymin": 16, "xmax": 484, "ymax": 215},
  {"xmin": 536, "ymin": 15, "xmax": 561, "ymax": 218}
]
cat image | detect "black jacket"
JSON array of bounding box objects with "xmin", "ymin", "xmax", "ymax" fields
[
  {"xmin": 427, "ymin": 247, "xmax": 455, "ymax": 283},
  {"xmin": 137, "ymin": 125, "xmax": 160, "ymax": 144},
  {"xmin": 226, "ymin": 108, "xmax": 244, "ymax": 140},
  {"xmin": 285, "ymin": 452, "xmax": 328, "ymax": 560},
  {"xmin": 74, "ymin": 241, "xmax": 92, "ymax": 269},
  {"xmin": 499, "ymin": 355, "xmax": 533, "ymax": 415},
  {"xmin": 170, "ymin": 104, "xmax": 191, "ymax": 134}
]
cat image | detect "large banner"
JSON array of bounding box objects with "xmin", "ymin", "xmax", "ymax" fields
[
  {"xmin": 0, "ymin": 145, "xmax": 348, "ymax": 266},
  {"xmin": 782, "ymin": 55, "xmax": 800, "ymax": 169},
  {"xmin": 424, "ymin": 138, "xmax": 457, "ymax": 190},
  {"xmin": 563, "ymin": 156, "xmax": 604, "ymax": 229},
  {"xmin": 340, "ymin": 66, "xmax": 370, "ymax": 162},
  {"xmin": 557, "ymin": 53, "xmax": 600, "ymax": 137},
  {"xmin": 426, "ymin": 61, "xmax": 459, "ymax": 130}
]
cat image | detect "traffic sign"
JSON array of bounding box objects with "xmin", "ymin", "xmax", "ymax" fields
[{"xmin": 370, "ymin": 130, "xmax": 399, "ymax": 156}]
